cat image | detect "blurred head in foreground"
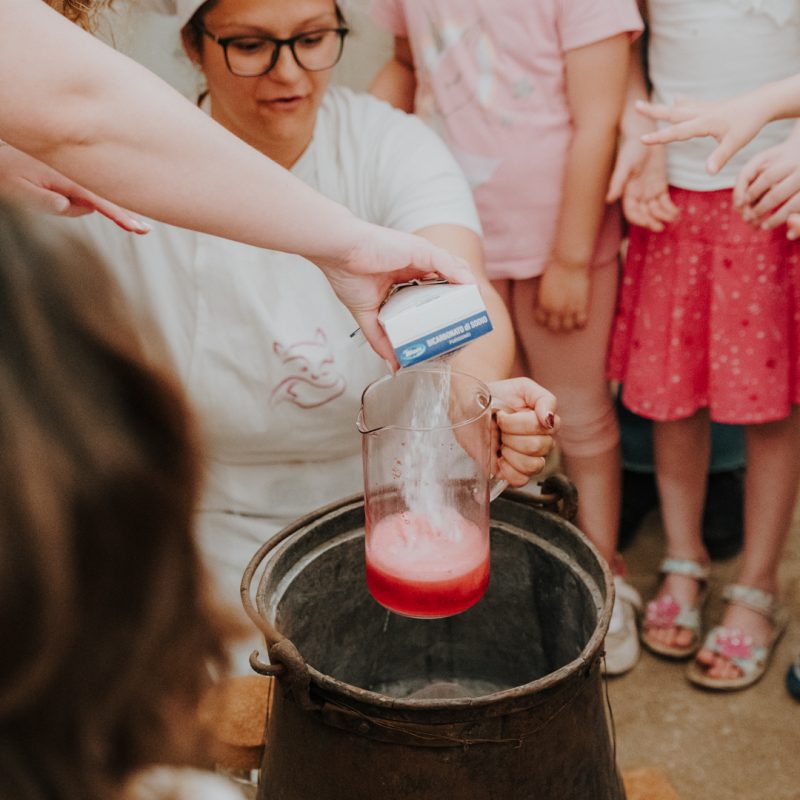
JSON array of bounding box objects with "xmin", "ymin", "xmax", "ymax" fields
[{"xmin": 0, "ymin": 200, "xmax": 232, "ymax": 800}]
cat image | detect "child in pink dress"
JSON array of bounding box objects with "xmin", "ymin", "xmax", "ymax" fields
[
  {"xmin": 608, "ymin": 0, "xmax": 800, "ymax": 690},
  {"xmin": 371, "ymin": 0, "xmax": 644, "ymax": 674}
]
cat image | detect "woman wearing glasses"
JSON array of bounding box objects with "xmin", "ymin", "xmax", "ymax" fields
[
  {"xmin": 61, "ymin": 0, "xmax": 556, "ymax": 660},
  {"xmin": 0, "ymin": 0, "xmax": 474, "ymax": 364}
]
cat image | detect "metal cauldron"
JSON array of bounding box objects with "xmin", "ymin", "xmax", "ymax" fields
[{"xmin": 242, "ymin": 477, "xmax": 624, "ymax": 800}]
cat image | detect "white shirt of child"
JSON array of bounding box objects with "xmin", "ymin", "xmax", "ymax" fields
[
  {"xmin": 69, "ymin": 87, "xmax": 481, "ymax": 613},
  {"xmin": 648, "ymin": 0, "xmax": 800, "ymax": 190}
]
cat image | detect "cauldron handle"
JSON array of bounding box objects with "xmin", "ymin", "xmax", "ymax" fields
[
  {"xmin": 241, "ymin": 534, "xmax": 319, "ymax": 711},
  {"xmin": 529, "ymin": 473, "xmax": 578, "ymax": 522}
]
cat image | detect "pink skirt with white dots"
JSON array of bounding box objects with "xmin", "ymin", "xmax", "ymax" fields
[{"xmin": 608, "ymin": 187, "xmax": 800, "ymax": 424}]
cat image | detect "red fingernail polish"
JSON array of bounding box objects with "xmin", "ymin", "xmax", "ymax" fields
[{"xmin": 546, "ymin": 412, "xmax": 555, "ymax": 429}]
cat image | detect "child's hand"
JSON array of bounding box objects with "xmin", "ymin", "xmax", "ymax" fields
[
  {"xmin": 487, "ymin": 378, "xmax": 558, "ymax": 487},
  {"xmin": 636, "ymin": 93, "xmax": 772, "ymax": 176},
  {"xmin": 607, "ymin": 135, "xmax": 679, "ymax": 232},
  {"xmin": 734, "ymin": 128, "xmax": 800, "ymax": 232},
  {"xmin": 534, "ymin": 255, "xmax": 589, "ymax": 333}
]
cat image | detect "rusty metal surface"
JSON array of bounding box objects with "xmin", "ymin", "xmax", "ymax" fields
[
  {"xmin": 261, "ymin": 662, "xmax": 623, "ymax": 800},
  {"xmin": 243, "ymin": 482, "xmax": 624, "ymax": 799}
]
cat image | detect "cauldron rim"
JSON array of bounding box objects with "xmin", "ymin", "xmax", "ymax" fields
[{"xmin": 243, "ymin": 489, "xmax": 614, "ymax": 716}]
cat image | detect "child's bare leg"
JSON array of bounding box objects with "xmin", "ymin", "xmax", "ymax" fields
[
  {"xmin": 650, "ymin": 411, "xmax": 711, "ymax": 649},
  {"xmin": 698, "ymin": 407, "xmax": 800, "ymax": 679},
  {"xmin": 561, "ymin": 447, "xmax": 621, "ymax": 565},
  {"xmin": 510, "ymin": 260, "xmax": 622, "ymax": 563}
]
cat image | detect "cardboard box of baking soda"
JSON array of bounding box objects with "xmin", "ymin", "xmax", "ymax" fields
[{"xmin": 377, "ymin": 280, "xmax": 494, "ymax": 368}]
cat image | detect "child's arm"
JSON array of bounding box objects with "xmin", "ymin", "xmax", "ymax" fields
[
  {"xmin": 637, "ymin": 73, "xmax": 800, "ymax": 175},
  {"xmin": 0, "ymin": 0, "xmax": 475, "ymax": 366},
  {"xmin": 370, "ymin": 37, "xmax": 417, "ymax": 113},
  {"xmin": 535, "ymin": 33, "xmax": 630, "ymax": 333},
  {"xmin": 606, "ymin": 28, "xmax": 678, "ymax": 232}
]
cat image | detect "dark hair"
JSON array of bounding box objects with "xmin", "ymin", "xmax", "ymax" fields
[
  {"xmin": 182, "ymin": 0, "xmax": 347, "ymax": 60},
  {"xmin": 0, "ymin": 202, "xmax": 231, "ymax": 800}
]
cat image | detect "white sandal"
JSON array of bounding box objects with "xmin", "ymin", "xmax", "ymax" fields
[
  {"xmin": 642, "ymin": 558, "xmax": 709, "ymax": 659},
  {"xmin": 604, "ymin": 576, "xmax": 642, "ymax": 676},
  {"xmin": 688, "ymin": 584, "xmax": 788, "ymax": 691}
]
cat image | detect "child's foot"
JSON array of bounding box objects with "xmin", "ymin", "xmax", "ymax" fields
[
  {"xmin": 695, "ymin": 603, "xmax": 774, "ymax": 680},
  {"xmin": 689, "ymin": 584, "xmax": 788, "ymax": 691},
  {"xmin": 642, "ymin": 557, "xmax": 709, "ymax": 658}
]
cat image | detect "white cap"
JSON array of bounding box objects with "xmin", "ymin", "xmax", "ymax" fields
[
  {"xmin": 139, "ymin": 0, "xmax": 347, "ymax": 32},
  {"xmin": 137, "ymin": 0, "xmax": 207, "ymax": 29}
]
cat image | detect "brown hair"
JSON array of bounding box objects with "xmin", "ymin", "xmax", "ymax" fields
[
  {"xmin": 0, "ymin": 202, "xmax": 231, "ymax": 799},
  {"xmin": 44, "ymin": 0, "xmax": 112, "ymax": 30}
]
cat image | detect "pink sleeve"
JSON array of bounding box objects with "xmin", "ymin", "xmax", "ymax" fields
[
  {"xmin": 371, "ymin": 0, "xmax": 408, "ymax": 37},
  {"xmin": 558, "ymin": 0, "xmax": 643, "ymax": 52}
]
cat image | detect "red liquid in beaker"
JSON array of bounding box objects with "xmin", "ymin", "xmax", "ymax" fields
[{"xmin": 365, "ymin": 510, "xmax": 490, "ymax": 618}]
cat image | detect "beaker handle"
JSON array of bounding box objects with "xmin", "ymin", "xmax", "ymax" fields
[
  {"xmin": 489, "ymin": 399, "xmax": 512, "ymax": 502},
  {"xmin": 489, "ymin": 475, "xmax": 508, "ymax": 502}
]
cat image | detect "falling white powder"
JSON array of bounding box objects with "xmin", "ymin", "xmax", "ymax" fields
[{"xmin": 397, "ymin": 364, "xmax": 464, "ymax": 539}]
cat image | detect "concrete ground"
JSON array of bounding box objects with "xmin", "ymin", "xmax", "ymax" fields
[{"xmin": 608, "ymin": 504, "xmax": 800, "ymax": 800}]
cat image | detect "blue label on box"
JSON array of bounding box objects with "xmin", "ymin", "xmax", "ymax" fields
[{"xmin": 395, "ymin": 312, "xmax": 494, "ymax": 367}]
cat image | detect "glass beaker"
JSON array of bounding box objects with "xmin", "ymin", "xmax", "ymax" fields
[{"xmin": 357, "ymin": 365, "xmax": 506, "ymax": 618}]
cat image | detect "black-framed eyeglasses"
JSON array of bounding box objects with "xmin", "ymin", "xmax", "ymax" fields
[{"xmin": 199, "ymin": 25, "xmax": 349, "ymax": 77}]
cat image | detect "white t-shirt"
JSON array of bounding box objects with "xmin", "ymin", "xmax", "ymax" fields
[
  {"xmin": 70, "ymin": 87, "xmax": 481, "ymax": 618},
  {"xmin": 648, "ymin": 0, "xmax": 800, "ymax": 190}
]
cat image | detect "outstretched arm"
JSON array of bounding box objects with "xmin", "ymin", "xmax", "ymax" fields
[
  {"xmin": 0, "ymin": 143, "xmax": 149, "ymax": 232},
  {"xmin": 0, "ymin": 0, "xmax": 472, "ymax": 363},
  {"xmin": 0, "ymin": 0, "xmax": 349, "ymax": 254},
  {"xmin": 636, "ymin": 73, "xmax": 800, "ymax": 174}
]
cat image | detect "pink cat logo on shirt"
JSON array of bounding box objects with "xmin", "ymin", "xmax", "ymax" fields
[{"xmin": 270, "ymin": 329, "xmax": 346, "ymax": 409}]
